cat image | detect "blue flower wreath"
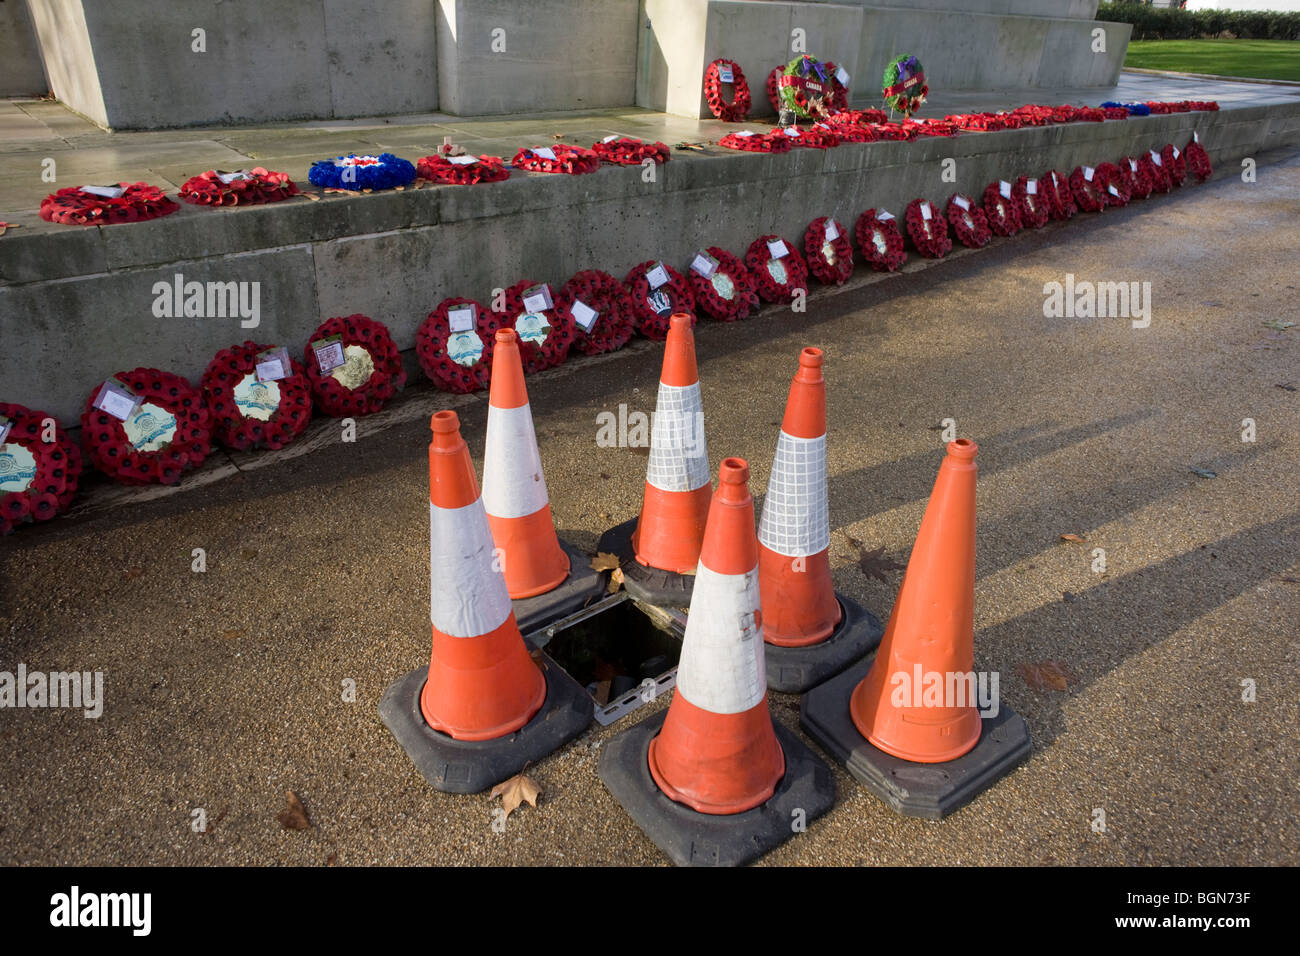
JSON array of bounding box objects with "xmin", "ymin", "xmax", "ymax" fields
[
  {"xmin": 307, "ymin": 153, "xmax": 416, "ymax": 191},
  {"xmin": 1100, "ymin": 101, "xmax": 1151, "ymax": 117}
]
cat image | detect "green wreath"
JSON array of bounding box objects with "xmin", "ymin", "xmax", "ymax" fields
[
  {"xmin": 882, "ymin": 54, "xmax": 928, "ymax": 118},
  {"xmin": 779, "ymin": 55, "xmax": 834, "ymax": 121}
]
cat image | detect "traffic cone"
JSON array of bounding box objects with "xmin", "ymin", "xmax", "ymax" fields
[
  {"xmin": 599, "ymin": 458, "xmax": 834, "ymax": 865},
  {"xmin": 483, "ymin": 329, "xmax": 603, "ymax": 632},
  {"xmin": 800, "ymin": 439, "xmax": 1031, "ymax": 818},
  {"xmin": 757, "ymin": 347, "xmax": 883, "ymax": 692},
  {"xmin": 598, "ymin": 313, "xmax": 711, "ymax": 607},
  {"xmin": 378, "ymin": 410, "xmax": 593, "ymax": 794}
]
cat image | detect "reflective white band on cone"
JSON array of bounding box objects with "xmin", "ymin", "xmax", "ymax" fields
[
  {"xmin": 482, "ymin": 403, "xmax": 551, "ymax": 519},
  {"xmin": 646, "ymin": 382, "xmax": 709, "ymax": 493},
  {"xmin": 757, "ymin": 431, "xmax": 829, "ymax": 557},
  {"xmin": 429, "ymin": 499, "xmax": 513, "ymax": 638},
  {"xmin": 675, "ymin": 563, "xmax": 766, "ymax": 714}
]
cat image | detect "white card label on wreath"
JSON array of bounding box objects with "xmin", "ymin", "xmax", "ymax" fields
[
  {"xmin": 515, "ymin": 312, "xmax": 551, "ymax": 344},
  {"xmin": 81, "ymin": 184, "xmax": 125, "ymax": 199},
  {"xmin": 602, "ymin": 134, "xmax": 619, "ymax": 143},
  {"xmin": 216, "ymin": 170, "xmax": 252, "ymax": 184},
  {"xmin": 123, "ymin": 403, "xmax": 178, "ymax": 453},
  {"xmin": 1028, "ymin": 180, "xmax": 1038, "ymax": 195},
  {"xmin": 734, "ymin": 130, "xmax": 756, "ymax": 137},
  {"xmin": 0, "ymin": 415, "xmax": 11, "ymax": 446},
  {"xmin": 767, "ymin": 238, "xmax": 789, "ymax": 259},
  {"xmin": 1172, "ymin": 146, "xmax": 1180, "ymax": 158},
  {"xmin": 999, "ymin": 180, "xmax": 1012, "ymax": 199},
  {"xmin": 1194, "ymin": 131, "xmax": 1199, "ymax": 143},
  {"xmin": 447, "ymin": 155, "xmax": 479, "ymax": 166},
  {"xmin": 1084, "ymin": 166, "xmax": 1095, "ymax": 182},
  {"xmin": 254, "ymin": 346, "xmax": 291, "ymax": 383},
  {"xmin": 835, "ymin": 66, "xmax": 850, "ymax": 86},
  {"xmin": 1130, "ymin": 159, "xmax": 1138, "ymax": 172},
  {"xmin": 646, "ymin": 263, "xmax": 670, "ymax": 288},
  {"xmin": 718, "ymin": 66, "xmax": 734, "ymax": 83},
  {"xmin": 1108, "ymin": 185, "xmax": 1120, "ymax": 197},
  {"xmin": 234, "ymin": 374, "xmax": 281, "ymax": 421},
  {"xmin": 570, "ymin": 300, "xmax": 599, "ymax": 332},
  {"xmin": 447, "ymin": 330, "xmax": 484, "ymax": 367},
  {"xmin": 877, "ymin": 210, "xmax": 894, "ymax": 221},
  {"xmin": 691, "ymin": 251, "xmax": 719, "ymax": 278},
  {"xmin": 783, "ymin": 127, "xmax": 801, "ymax": 137},
  {"xmin": 921, "ymin": 203, "xmax": 932, "ymax": 221},
  {"xmin": 93, "ymin": 379, "xmax": 138, "ymax": 421},
  {"xmin": 0, "ymin": 443, "xmax": 36, "ymax": 495},
  {"xmin": 532, "ymin": 147, "xmax": 557, "ymax": 161},
  {"xmin": 311, "ymin": 335, "xmax": 347, "ymax": 374},
  {"xmin": 824, "ymin": 220, "xmax": 840, "ymax": 241},
  {"xmin": 448, "ymin": 305, "xmax": 476, "ymax": 333},
  {"xmin": 522, "ymin": 284, "xmax": 553, "ymax": 313},
  {"xmin": 954, "ymin": 195, "xmax": 970, "ymax": 211},
  {"xmin": 1151, "ymin": 150, "xmax": 1162, "ymax": 166}
]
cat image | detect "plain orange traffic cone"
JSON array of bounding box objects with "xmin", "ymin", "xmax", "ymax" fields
[
  {"xmin": 598, "ymin": 313, "xmax": 711, "ymax": 606},
  {"xmin": 600, "ymin": 458, "xmax": 834, "ymax": 865},
  {"xmin": 379, "ymin": 410, "xmax": 593, "ymax": 793},
  {"xmin": 757, "ymin": 347, "xmax": 882, "ymax": 692},
  {"xmin": 800, "ymin": 439, "xmax": 1031, "ymax": 818}
]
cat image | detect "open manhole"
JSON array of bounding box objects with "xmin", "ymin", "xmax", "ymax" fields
[{"xmin": 523, "ymin": 592, "xmax": 684, "ymax": 726}]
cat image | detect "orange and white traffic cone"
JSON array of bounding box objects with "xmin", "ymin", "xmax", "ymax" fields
[
  {"xmin": 483, "ymin": 329, "xmax": 603, "ymax": 632},
  {"xmin": 600, "ymin": 458, "xmax": 834, "ymax": 865},
  {"xmin": 598, "ymin": 313, "xmax": 711, "ymax": 607},
  {"xmin": 379, "ymin": 410, "xmax": 593, "ymax": 794},
  {"xmin": 800, "ymin": 439, "xmax": 1031, "ymax": 818},
  {"xmin": 757, "ymin": 347, "xmax": 883, "ymax": 692}
]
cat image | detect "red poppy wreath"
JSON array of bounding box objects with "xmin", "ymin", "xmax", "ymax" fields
[
  {"xmin": 803, "ymin": 217, "xmax": 854, "ymax": 285},
  {"xmin": 40, "ymin": 182, "xmax": 179, "ymax": 226},
  {"xmin": 686, "ymin": 247, "xmax": 759, "ymax": 322},
  {"xmin": 201, "ymin": 341, "xmax": 312, "ymax": 451},
  {"xmin": 555, "ymin": 270, "xmax": 636, "ymax": 355},
  {"xmin": 303, "ymin": 314, "xmax": 406, "ymax": 417},
  {"xmin": 780, "ymin": 124, "xmax": 841, "ymax": 149},
  {"xmin": 591, "ymin": 137, "xmax": 671, "ymax": 166},
  {"xmin": 704, "ymin": 59, "xmax": 751, "ymax": 122},
  {"xmin": 946, "ymin": 194, "xmax": 991, "ymax": 249},
  {"xmin": 179, "ymin": 168, "xmax": 300, "ymax": 206},
  {"xmin": 854, "ymin": 209, "xmax": 907, "ymax": 272},
  {"xmin": 1117, "ymin": 155, "xmax": 1153, "ymax": 200},
  {"xmin": 905, "ymin": 199, "xmax": 952, "ymax": 259},
  {"xmin": 744, "ymin": 234, "xmax": 809, "ymax": 304},
  {"xmin": 80, "ymin": 369, "xmax": 211, "ymax": 485},
  {"xmin": 1161, "ymin": 143, "xmax": 1188, "ymax": 188},
  {"xmin": 1040, "ymin": 170, "xmax": 1078, "ymax": 220},
  {"xmin": 1012, "ymin": 175, "xmax": 1050, "ymax": 229},
  {"xmin": 624, "ymin": 260, "xmax": 697, "ymax": 340},
  {"xmin": 1095, "ymin": 162, "xmax": 1131, "ymax": 208},
  {"xmin": 416, "ymin": 298, "xmax": 501, "ymax": 394},
  {"xmin": 766, "ymin": 66, "xmax": 784, "ymax": 113},
  {"xmin": 718, "ymin": 130, "xmax": 793, "ymax": 153},
  {"xmin": 1069, "ymin": 164, "xmax": 1109, "ymax": 213},
  {"xmin": 983, "ymin": 180, "xmax": 1022, "ymax": 236},
  {"xmin": 498, "ymin": 280, "xmax": 575, "ymax": 373},
  {"xmin": 1184, "ymin": 135, "xmax": 1213, "ymax": 183},
  {"xmin": 511, "ymin": 145, "xmax": 601, "ymax": 175},
  {"xmin": 416, "ymin": 154, "xmax": 510, "ymax": 185},
  {"xmin": 1139, "ymin": 149, "xmax": 1172, "ymax": 195},
  {"xmin": 0, "ymin": 403, "xmax": 82, "ymax": 534}
]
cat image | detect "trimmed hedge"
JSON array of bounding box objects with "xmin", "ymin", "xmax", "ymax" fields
[{"xmin": 1099, "ymin": 2, "xmax": 1300, "ymax": 41}]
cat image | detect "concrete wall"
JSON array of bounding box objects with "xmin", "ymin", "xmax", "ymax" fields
[
  {"xmin": 436, "ymin": 0, "xmax": 640, "ymax": 115},
  {"xmin": 806, "ymin": 0, "xmax": 1100, "ymax": 19},
  {"xmin": 0, "ymin": 0, "xmax": 48, "ymax": 97},
  {"xmin": 25, "ymin": 0, "xmax": 439, "ymax": 130},
  {"xmin": 5, "ymin": 103, "xmax": 1298, "ymax": 424}
]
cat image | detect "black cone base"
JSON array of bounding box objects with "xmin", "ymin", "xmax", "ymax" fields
[
  {"xmin": 598, "ymin": 710, "xmax": 835, "ymax": 866},
  {"xmin": 764, "ymin": 593, "xmax": 884, "ymax": 693},
  {"xmin": 597, "ymin": 515, "xmax": 696, "ymax": 609},
  {"xmin": 800, "ymin": 655, "xmax": 1032, "ymax": 819},
  {"xmin": 514, "ymin": 538, "xmax": 607, "ymax": 641},
  {"xmin": 379, "ymin": 657, "xmax": 593, "ymax": 794}
]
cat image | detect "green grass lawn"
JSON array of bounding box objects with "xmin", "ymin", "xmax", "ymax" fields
[{"xmin": 1124, "ymin": 39, "xmax": 1300, "ymax": 83}]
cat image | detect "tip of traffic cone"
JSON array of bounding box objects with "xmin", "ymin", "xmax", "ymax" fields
[
  {"xmin": 948, "ymin": 438, "xmax": 978, "ymax": 461},
  {"xmin": 489, "ymin": 328, "xmax": 529, "ymax": 409},
  {"xmin": 701, "ymin": 457, "xmax": 757, "ymax": 574},
  {"xmin": 431, "ymin": 409, "xmax": 460, "ymax": 441},
  {"xmin": 660, "ymin": 313, "xmax": 699, "ymax": 387},
  {"xmin": 780, "ymin": 347, "xmax": 827, "ymax": 440},
  {"xmin": 716, "ymin": 457, "xmax": 750, "ymax": 499},
  {"xmin": 428, "ymin": 410, "xmax": 479, "ymax": 509},
  {"xmin": 796, "ymin": 347, "xmax": 824, "ymax": 377}
]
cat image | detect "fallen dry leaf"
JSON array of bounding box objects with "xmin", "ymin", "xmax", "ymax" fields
[
  {"xmin": 491, "ymin": 773, "xmax": 541, "ymax": 819},
  {"xmin": 276, "ymin": 790, "xmax": 312, "ymax": 830},
  {"xmin": 590, "ymin": 551, "xmax": 621, "ymax": 573},
  {"xmin": 222, "ymin": 628, "xmax": 246, "ymax": 640},
  {"xmin": 1059, "ymin": 533, "xmax": 1086, "ymax": 543},
  {"xmin": 1018, "ymin": 661, "xmax": 1074, "ymax": 692},
  {"xmin": 591, "ymin": 679, "xmax": 612, "ymax": 706},
  {"xmin": 606, "ymin": 566, "xmax": 625, "ymax": 594},
  {"xmin": 123, "ymin": 567, "xmax": 144, "ymax": 580},
  {"xmin": 303, "ymin": 192, "xmax": 321, "ymax": 201},
  {"xmin": 240, "ymin": 548, "xmax": 258, "ymax": 560}
]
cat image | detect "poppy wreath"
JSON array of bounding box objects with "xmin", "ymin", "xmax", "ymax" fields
[
  {"xmin": 1069, "ymin": 165, "xmax": 1109, "ymax": 213},
  {"xmin": 704, "ymin": 59, "xmax": 751, "ymax": 122},
  {"xmin": 868, "ymin": 122, "xmax": 916, "ymax": 141},
  {"xmin": 307, "ymin": 153, "xmax": 416, "ymax": 191},
  {"xmin": 624, "ymin": 261, "xmax": 697, "ymax": 340},
  {"xmin": 303, "ymin": 314, "xmax": 406, "ymax": 417},
  {"xmin": 829, "ymin": 108, "xmax": 889, "ymax": 128},
  {"xmin": 983, "ymin": 180, "xmax": 1022, "ymax": 236},
  {"xmin": 1161, "ymin": 143, "xmax": 1188, "ymax": 188},
  {"xmin": 415, "ymin": 154, "xmax": 510, "ymax": 185},
  {"xmin": 511, "ymin": 145, "xmax": 601, "ymax": 175},
  {"xmin": 907, "ymin": 118, "xmax": 960, "ymax": 138},
  {"xmin": 1094, "ymin": 162, "xmax": 1131, "ymax": 208},
  {"xmin": 178, "ymin": 168, "xmax": 300, "ymax": 206},
  {"xmin": 80, "ymin": 369, "xmax": 211, "ymax": 485},
  {"xmin": 828, "ymin": 123, "xmax": 878, "ymax": 144},
  {"xmin": 1101, "ymin": 101, "xmax": 1151, "ymax": 117},
  {"xmin": 779, "ymin": 55, "xmax": 836, "ymax": 121},
  {"xmin": 1013, "ymin": 175, "xmax": 1050, "ymax": 229},
  {"xmin": 882, "ymin": 54, "xmax": 927, "ymax": 118},
  {"xmin": 590, "ymin": 138, "xmax": 671, "ymax": 166},
  {"xmin": 39, "ymin": 182, "xmax": 179, "ymax": 226},
  {"xmin": 1184, "ymin": 137, "xmax": 1213, "ymax": 183},
  {"xmin": 1040, "ymin": 170, "xmax": 1078, "ymax": 220},
  {"xmin": 946, "ymin": 112, "xmax": 1022, "ymax": 132},
  {"xmin": 744, "ymin": 234, "xmax": 809, "ymax": 304},
  {"xmin": 803, "ymin": 217, "xmax": 854, "ymax": 286},
  {"xmin": 0, "ymin": 403, "xmax": 82, "ymax": 534},
  {"xmin": 904, "ymin": 198, "xmax": 951, "ymax": 259},
  {"xmin": 687, "ymin": 247, "xmax": 759, "ymax": 322},
  {"xmin": 782, "ymin": 124, "xmax": 840, "ymax": 149},
  {"xmin": 555, "ymin": 270, "xmax": 636, "ymax": 356},
  {"xmin": 767, "ymin": 66, "xmax": 784, "ymax": 113},
  {"xmin": 823, "ymin": 61, "xmax": 851, "ymax": 113},
  {"xmin": 1139, "ymin": 150, "xmax": 1172, "ymax": 195},
  {"xmin": 1101, "ymin": 106, "xmax": 1130, "ymax": 121},
  {"xmin": 200, "ymin": 341, "xmax": 312, "ymax": 451},
  {"xmin": 416, "ymin": 298, "xmax": 501, "ymax": 394},
  {"xmin": 498, "ymin": 280, "xmax": 576, "ymax": 373},
  {"xmin": 718, "ymin": 130, "xmax": 794, "ymax": 153},
  {"xmin": 1118, "ymin": 155, "xmax": 1153, "ymax": 200},
  {"xmin": 854, "ymin": 209, "xmax": 907, "ymax": 272},
  {"xmin": 946, "ymin": 194, "xmax": 991, "ymax": 248}
]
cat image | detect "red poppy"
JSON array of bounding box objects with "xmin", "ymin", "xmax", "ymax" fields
[
  {"xmin": 80, "ymin": 369, "xmax": 211, "ymax": 485},
  {"xmin": 704, "ymin": 59, "xmax": 751, "ymax": 122},
  {"xmin": 0, "ymin": 402, "xmax": 82, "ymax": 534},
  {"xmin": 744, "ymin": 234, "xmax": 809, "ymax": 303},
  {"xmin": 718, "ymin": 130, "xmax": 793, "ymax": 153},
  {"xmin": 40, "ymin": 182, "xmax": 179, "ymax": 225},
  {"xmin": 1013, "ymin": 176, "xmax": 1050, "ymax": 229},
  {"xmin": 179, "ymin": 167, "xmax": 300, "ymax": 206},
  {"xmin": 201, "ymin": 341, "xmax": 312, "ymax": 450},
  {"xmin": 590, "ymin": 138, "xmax": 671, "ymax": 166},
  {"xmin": 854, "ymin": 209, "xmax": 907, "ymax": 272},
  {"xmin": 555, "ymin": 270, "xmax": 636, "ymax": 355},
  {"xmin": 496, "ymin": 280, "xmax": 576, "ymax": 372},
  {"xmin": 302, "ymin": 314, "xmax": 407, "ymax": 417},
  {"xmin": 780, "ymin": 124, "xmax": 841, "ymax": 149},
  {"xmin": 686, "ymin": 247, "xmax": 759, "ymax": 322},
  {"xmin": 416, "ymin": 154, "xmax": 510, "ymax": 185},
  {"xmin": 416, "ymin": 298, "xmax": 501, "ymax": 393},
  {"xmin": 624, "ymin": 261, "xmax": 696, "ymax": 340},
  {"xmin": 983, "ymin": 180, "xmax": 1022, "ymax": 236},
  {"xmin": 946, "ymin": 194, "xmax": 991, "ymax": 248},
  {"xmin": 905, "ymin": 199, "xmax": 951, "ymax": 258},
  {"xmin": 511, "ymin": 145, "xmax": 600, "ymax": 175}
]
